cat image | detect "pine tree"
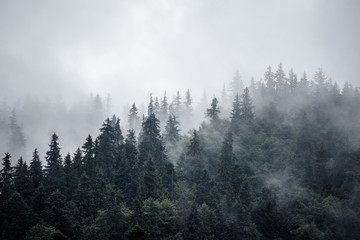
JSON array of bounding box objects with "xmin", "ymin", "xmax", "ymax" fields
[
  {"xmin": 63, "ymin": 153, "xmax": 74, "ymax": 200},
  {"xmin": 183, "ymin": 89, "xmax": 193, "ymax": 130},
  {"xmin": 138, "ymin": 113, "xmax": 163, "ymax": 167},
  {"xmin": 219, "ymin": 131, "xmax": 235, "ymax": 185},
  {"xmin": 275, "ymin": 62, "xmax": 286, "ymax": 90},
  {"xmin": 8, "ymin": 109, "xmax": 26, "ymax": 155},
  {"xmin": 239, "ymin": 88, "xmax": 254, "ymax": 121},
  {"xmin": 44, "ymin": 133, "xmax": 65, "ymax": 194},
  {"xmin": 147, "ymin": 93, "xmax": 154, "ymax": 117},
  {"xmin": 288, "ymin": 68, "xmax": 298, "ymax": 92},
  {"xmin": 154, "ymin": 97, "xmax": 160, "ymax": 118},
  {"xmin": 231, "ymin": 70, "xmax": 244, "ymax": 98},
  {"xmin": 72, "ymin": 147, "xmax": 83, "ymax": 179},
  {"xmin": 82, "ymin": 134, "xmax": 95, "ymax": 178},
  {"xmin": 206, "ymin": 97, "xmax": 220, "ymax": 122},
  {"xmin": 128, "ymin": 103, "xmax": 140, "ymax": 133},
  {"xmin": 314, "ymin": 68, "xmax": 326, "ymax": 87},
  {"xmin": 164, "ymin": 115, "xmax": 181, "ymax": 142},
  {"xmin": 95, "ymin": 118, "xmax": 117, "ymax": 181},
  {"xmin": 230, "ymin": 93, "xmax": 241, "ymax": 121},
  {"xmin": 45, "ymin": 133, "xmax": 62, "ymax": 169},
  {"xmin": 1, "ymin": 152, "xmax": 13, "ymax": 191},
  {"xmin": 159, "ymin": 92, "xmax": 169, "ymax": 129},
  {"xmin": 14, "ymin": 157, "xmax": 32, "ymax": 201},
  {"xmin": 29, "ymin": 148, "xmax": 43, "ymax": 190},
  {"xmin": 265, "ymin": 66, "xmax": 275, "ymax": 90}
]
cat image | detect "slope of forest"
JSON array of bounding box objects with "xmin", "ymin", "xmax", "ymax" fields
[{"xmin": 1, "ymin": 64, "xmax": 360, "ymax": 239}]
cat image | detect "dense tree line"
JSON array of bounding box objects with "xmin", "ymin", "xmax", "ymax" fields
[{"xmin": 1, "ymin": 64, "xmax": 360, "ymax": 239}]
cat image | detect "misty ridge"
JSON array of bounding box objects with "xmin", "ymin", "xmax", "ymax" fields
[
  {"xmin": 1, "ymin": 62, "xmax": 360, "ymax": 239},
  {"xmin": 1, "ymin": 63, "xmax": 359, "ymax": 163}
]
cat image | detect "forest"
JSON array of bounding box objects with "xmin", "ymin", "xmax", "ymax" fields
[{"xmin": 1, "ymin": 63, "xmax": 360, "ymax": 239}]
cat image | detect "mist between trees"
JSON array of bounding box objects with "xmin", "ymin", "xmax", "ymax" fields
[{"xmin": 1, "ymin": 63, "xmax": 360, "ymax": 239}]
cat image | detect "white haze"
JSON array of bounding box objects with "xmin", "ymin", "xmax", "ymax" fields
[{"xmin": 1, "ymin": 0, "xmax": 360, "ymax": 161}]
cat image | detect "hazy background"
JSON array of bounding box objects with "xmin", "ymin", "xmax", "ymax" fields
[
  {"xmin": 1, "ymin": 0, "xmax": 360, "ymax": 105},
  {"xmin": 1, "ymin": 0, "xmax": 360, "ymax": 161}
]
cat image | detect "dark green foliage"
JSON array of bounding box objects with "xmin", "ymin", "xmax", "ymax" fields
[
  {"xmin": 25, "ymin": 223, "xmax": 68, "ymax": 240},
  {"xmin": 206, "ymin": 97, "xmax": 220, "ymax": 122},
  {"xmin": 82, "ymin": 134, "xmax": 95, "ymax": 177},
  {"xmin": 126, "ymin": 225, "xmax": 148, "ymax": 240},
  {"xmin": 2, "ymin": 65, "xmax": 360, "ymax": 239},
  {"xmin": 14, "ymin": 157, "xmax": 32, "ymax": 201},
  {"xmin": 0, "ymin": 191, "xmax": 34, "ymax": 240},
  {"xmin": 30, "ymin": 148, "xmax": 43, "ymax": 190},
  {"xmin": 128, "ymin": 103, "xmax": 141, "ymax": 132},
  {"xmin": 1, "ymin": 152, "xmax": 13, "ymax": 190},
  {"xmin": 164, "ymin": 114, "xmax": 181, "ymax": 142}
]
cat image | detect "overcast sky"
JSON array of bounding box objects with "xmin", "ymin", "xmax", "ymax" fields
[{"xmin": 1, "ymin": 0, "xmax": 360, "ymax": 107}]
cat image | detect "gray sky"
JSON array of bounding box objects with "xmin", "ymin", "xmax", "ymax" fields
[{"xmin": 1, "ymin": 0, "xmax": 360, "ymax": 107}]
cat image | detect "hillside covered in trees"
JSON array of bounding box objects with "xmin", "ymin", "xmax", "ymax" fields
[{"xmin": 1, "ymin": 64, "xmax": 360, "ymax": 239}]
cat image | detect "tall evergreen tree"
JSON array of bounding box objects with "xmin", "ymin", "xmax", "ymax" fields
[
  {"xmin": 128, "ymin": 103, "xmax": 140, "ymax": 133},
  {"xmin": 44, "ymin": 133, "xmax": 65, "ymax": 194},
  {"xmin": 275, "ymin": 62, "xmax": 286, "ymax": 90},
  {"xmin": 29, "ymin": 148, "xmax": 43, "ymax": 190},
  {"xmin": 231, "ymin": 70, "xmax": 244, "ymax": 98},
  {"xmin": 265, "ymin": 66, "xmax": 276, "ymax": 90},
  {"xmin": 159, "ymin": 92, "xmax": 169, "ymax": 129},
  {"xmin": 0, "ymin": 152, "xmax": 13, "ymax": 191},
  {"xmin": 239, "ymin": 88, "xmax": 254, "ymax": 121},
  {"xmin": 14, "ymin": 157, "xmax": 32, "ymax": 201},
  {"xmin": 8, "ymin": 109, "xmax": 26, "ymax": 155},
  {"xmin": 154, "ymin": 97, "xmax": 160, "ymax": 118},
  {"xmin": 147, "ymin": 93, "xmax": 154, "ymax": 117},
  {"xmin": 82, "ymin": 134, "xmax": 95, "ymax": 178},
  {"xmin": 206, "ymin": 97, "xmax": 220, "ymax": 122},
  {"xmin": 230, "ymin": 93, "xmax": 241, "ymax": 121},
  {"xmin": 164, "ymin": 115, "xmax": 181, "ymax": 142}
]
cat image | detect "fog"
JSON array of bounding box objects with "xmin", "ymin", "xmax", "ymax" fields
[{"xmin": 1, "ymin": 0, "xmax": 360, "ymax": 161}]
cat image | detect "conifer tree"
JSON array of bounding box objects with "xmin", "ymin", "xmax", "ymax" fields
[
  {"xmin": 154, "ymin": 97, "xmax": 160, "ymax": 118},
  {"xmin": 231, "ymin": 70, "xmax": 244, "ymax": 98},
  {"xmin": 265, "ymin": 66, "xmax": 275, "ymax": 90},
  {"xmin": 164, "ymin": 114, "xmax": 181, "ymax": 142},
  {"xmin": 239, "ymin": 88, "xmax": 254, "ymax": 121},
  {"xmin": 275, "ymin": 62, "xmax": 286, "ymax": 90},
  {"xmin": 82, "ymin": 134, "xmax": 95, "ymax": 178},
  {"xmin": 230, "ymin": 94, "xmax": 241, "ymax": 121},
  {"xmin": 159, "ymin": 92, "xmax": 169, "ymax": 129},
  {"xmin": 183, "ymin": 89, "xmax": 193, "ymax": 130},
  {"xmin": 128, "ymin": 103, "xmax": 140, "ymax": 133},
  {"xmin": 95, "ymin": 118, "xmax": 118, "ymax": 181},
  {"xmin": 147, "ymin": 93, "xmax": 154, "ymax": 117},
  {"xmin": 14, "ymin": 157, "xmax": 32, "ymax": 200},
  {"xmin": 219, "ymin": 131, "xmax": 235, "ymax": 185},
  {"xmin": 206, "ymin": 97, "xmax": 220, "ymax": 122},
  {"xmin": 44, "ymin": 133, "xmax": 65, "ymax": 194},
  {"xmin": 45, "ymin": 133, "xmax": 62, "ymax": 169},
  {"xmin": 1, "ymin": 152, "xmax": 13, "ymax": 191},
  {"xmin": 29, "ymin": 148, "xmax": 43, "ymax": 190},
  {"xmin": 8, "ymin": 109, "xmax": 26, "ymax": 155}
]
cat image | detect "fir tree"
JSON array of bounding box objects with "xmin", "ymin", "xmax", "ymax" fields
[
  {"xmin": 265, "ymin": 66, "xmax": 275, "ymax": 90},
  {"xmin": 29, "ymin": 148, "xmax": 43, "ymax": 190},
  {"xmin": 239, "ymin": 88, "xmax": 254, "ymax": 121},
  {"xmin": 231, "ymin": 70, "xmax": 244, "ymax": 98},
  {"xmin": 0, "ymin": 152, "xmax": 13, "ymax": 191},
  {"xmin": 164, "ymin": 114, "xmax": 181, "ymax": 142},
  {"xmin": 128, "ymin": 103, "xmax": 140, "ymax": 133},
  {"xmin": 230, "ymin": 93, "xmax": 241, "ymax": 121},
  {"xmin": 206, "ymin": 97, "xmax": 220, "ymax": 122},
  {"xmin": 159, "ymin": 92, "xmax": 169, "ymax": 129},
  {"xmin": 82, "ymin": 134, "xmax": 95, "ymax": 178},
  {"xmin": 147, "ymin": 93, "xmax": 154, "ymax": 117}
]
